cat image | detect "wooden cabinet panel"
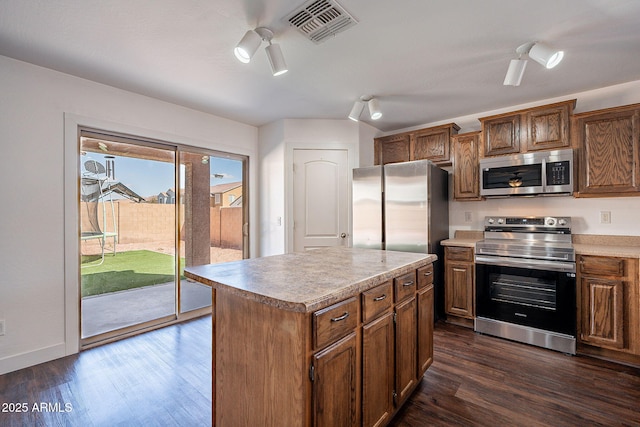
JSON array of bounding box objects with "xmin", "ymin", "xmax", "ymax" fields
[
  {"xmin": 482, "ymin": 114, "xmax": 521, "ymax": 156},
  {"xmin": 480, "ymin": 100, "xmax": 575, "ymax": 157},
  {"xmin": 374, "ymin": 123, "xmax": 459, "ymax": 166},
  {"xmin": 394, "ymin": 271, "xmax": 417, "ymax": 303},
  {"xmin": 374, "ymin": 134, "xmax": 410, "ymax": 165},
  {"xmin": 452, "ymin": 131, "xmax": 481, "ymax": 200},
  {"xmin": 527, "ymin": 104, "xmax": 571, "ymax": 151},
  {"xmin": 580, "ymin": 277, "xmax": 625, "ymax": 349},
  {"xmin": 417, "ymin": 264, "xmax": 434, "ymax": 289},
  {"xmin": 445, "ymin": 246, "xmax": 474, "ymax": 262},
  {"xmin": 445, "ymin": 261, "xmax": 474, "ymax": 318},
  {"xmin": 313, "ymin": 297, "xmax": 358, "ymax": 350},
  {"xmin": 444, "ymin": 246, "xmax": 475, "ymax": 323},
  {"xmin": 580, "ymin": 255, "xmax": 625, "ymax": 277},
  {"xmin": 412, "ymin": 125, "xmax": 458, "ymax": 164},
  {"xmin": 362, "ymin": 281, "xmax": 393, "ymax": 324},
  {"xmin": 362, "ymin": 313, "xmax": 394, "ymax": 427},
  {"xmin": 417, "ymin": 285, "xmax": 434, "ymax": 377},
  {"xmin": 313, "ymin": 332, "xmax": 359, "ymax": 427},
  {"xmin": 577, "ymin": 255, "xmax": 640, "ymax": 365},
  {"xmin": 574, "ymin": 105, "xmax": 640, "ymax": 196},
  {"xmin": 394, "ymin": 297, "xmax": 417, "ymax": 406}
]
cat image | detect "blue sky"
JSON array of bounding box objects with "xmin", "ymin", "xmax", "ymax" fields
[{"xmin": 82, "ymin": 153, "xmax": 243, "ymax": 198}]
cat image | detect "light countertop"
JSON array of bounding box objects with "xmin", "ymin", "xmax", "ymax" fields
[{"xmin": 184, "ymin": 247, "xmax": 436, "ymax": 313}]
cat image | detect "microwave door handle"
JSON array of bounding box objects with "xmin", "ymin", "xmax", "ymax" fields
[{"xmin": 541, "ymin": 158, "xmax": 547, "ymax": 191}]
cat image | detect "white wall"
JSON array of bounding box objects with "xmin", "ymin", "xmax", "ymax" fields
[
  {"xmin": 258, "ymin": 119, "xmax": 368, "ymax": 256},
  {"xmin": 0, "ymin": 55, "xmax": 258, "ymax": 374},
  {"xmin": 372, "ymin": 80, "xmax": 640, "ymax": 237}
]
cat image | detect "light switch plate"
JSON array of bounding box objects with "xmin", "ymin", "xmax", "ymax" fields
[{"xmin": 600, "ymin": 211, "xmax": 611, "ymax": 224}]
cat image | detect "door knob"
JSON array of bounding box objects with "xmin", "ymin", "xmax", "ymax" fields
[{"xmin": 340, "ymin": 233, "xmax": 347, "ymax": 238}]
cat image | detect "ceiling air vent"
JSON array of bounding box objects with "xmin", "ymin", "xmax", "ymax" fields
[{"xmin": 284, "ymin": 0, "xmax": 358, "ymax": 44}]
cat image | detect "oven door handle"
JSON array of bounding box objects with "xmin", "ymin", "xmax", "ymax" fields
[{"xmin": 474, "ymin": 255, "xmax": 576, "ymax": 273}]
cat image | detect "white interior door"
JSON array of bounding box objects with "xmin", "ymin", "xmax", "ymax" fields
[{"xmin": 293, "ymin": 149, "xmax": 349, "ymax": 251}]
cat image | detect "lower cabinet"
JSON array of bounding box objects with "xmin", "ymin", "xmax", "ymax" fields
[
  {"xmin": 359, "ymin": 268, "xmax": 435, "ymax": 427},
  {"xmin": 444, "ymin": 246, "xmax": 475, "ymax": 326},
  {"xmin": 312, "ymin": 332, "xmax": 359, "ymax": 427},
  {"xmin": 394, "ymin": 296, "xmax": 417, "ymax": 406},
  {"xmin": 577, "ymin": 255, "xmax": 640, "ymax": 365},
  {"xmin": 362, "ymin": 313, "xmax": 394, "ymax": 427}
]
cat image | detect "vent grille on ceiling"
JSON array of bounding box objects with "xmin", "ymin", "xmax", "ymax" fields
[{"xmin": 284, "ymin": 0, "xmax": 358, "ymax": 44}]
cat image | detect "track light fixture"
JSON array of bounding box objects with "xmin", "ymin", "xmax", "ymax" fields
[
  {"xmin": 348, "ymin": 96, "xmax": 382, "ymax": 121},
  {"xmin": 503, "ymin": 41, "xmax": 564, "ymax": 86},
  {"xmin": 234, "ymin": 27, "xmax": 288, "ymax": 76}
]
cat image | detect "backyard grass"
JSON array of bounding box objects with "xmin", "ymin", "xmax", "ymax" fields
[{"xmin": 81, "ymin": 250, "xmax": 184, "ymax": 297}]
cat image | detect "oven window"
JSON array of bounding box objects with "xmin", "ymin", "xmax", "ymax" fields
[
  {"xmin": 483, "ymin": 164, "xmax": 542, "ymax": 189},
  {"xmin": 489, "ymin": 273, "xmax": 556, "ymax": 311}
]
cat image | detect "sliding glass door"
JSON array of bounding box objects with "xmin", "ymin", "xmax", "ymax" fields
[{"xmin": 79, "ymin": 130, "xmax": 247, "ymax": 345}]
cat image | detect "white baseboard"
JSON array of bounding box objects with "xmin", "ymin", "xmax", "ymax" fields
[{"xmin": 0, "ymin": 343, "xmax": 68, "ymax": 375}]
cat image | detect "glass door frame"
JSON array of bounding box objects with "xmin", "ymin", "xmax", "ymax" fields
[{"xmin": 77, "ymin": 127, "xmax": 249, "ymax": 349}]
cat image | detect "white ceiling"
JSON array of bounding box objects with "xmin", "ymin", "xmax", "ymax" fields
[{"xmin": 1, "ymin": 0, "xmax": 640, "ymax": 132}]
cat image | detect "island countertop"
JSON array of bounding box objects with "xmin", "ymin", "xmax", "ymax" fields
[{"xmin": 184, "ymin": 246, "xmax": 436, "ymax": 313}]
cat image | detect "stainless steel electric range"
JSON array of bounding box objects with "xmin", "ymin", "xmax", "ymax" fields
[{"xmin": 474, "ymin": 216, "xmax": 576, "ymax": 354}]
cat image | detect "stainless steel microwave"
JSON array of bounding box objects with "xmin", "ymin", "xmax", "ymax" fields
[{"xmin": 479, "ymin": 148, "xmax": 574, "ymax": 197}]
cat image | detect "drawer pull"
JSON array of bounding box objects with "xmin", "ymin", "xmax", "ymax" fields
[
  {"xmin": 423, "ymin": 272, "xmax": 433, "ymax": 277},
  {"xmin": 330, "ymin": 312, "xmax": 350, "ymax": 322},
  {"xmin": 373, "ymin": 294, "xmax": 387, "ymax": 302},
  {"xmin": 403, "ymin": 281, "xmax": 415, "ymax": 287}
]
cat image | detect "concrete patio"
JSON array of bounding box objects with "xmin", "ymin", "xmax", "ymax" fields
[{"xmin": 81, "ymin": 279, "xmax": 211, "ymax": 338}]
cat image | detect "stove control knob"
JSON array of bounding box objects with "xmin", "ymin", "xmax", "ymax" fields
[
  {"xmin": 546, "ymin": 217, "xmax": 557, "ymax": 226},
  {"xmin": 497, "ymin": 218, "xmax": 504, "ymax": 224},
  {"xmin": 487, "ymin": 218, "xmax": 495, "ymax": 224},
  {"xmin": 558, "ymin": 218, "xmax": 567, "ymax": 226}
]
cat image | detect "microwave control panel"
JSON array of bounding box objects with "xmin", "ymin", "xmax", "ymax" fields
[{"xmin": 546, "ymin": 160, "xmax": 571, "ymax": 185}]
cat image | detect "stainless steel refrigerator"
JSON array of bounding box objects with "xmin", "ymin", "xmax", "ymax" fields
[{"xmin": 352, "ymin": 160, "xmax": 449, "ymax": 317}]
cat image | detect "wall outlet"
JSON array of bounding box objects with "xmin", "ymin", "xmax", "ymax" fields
[
  {"xmin": 464, "ymin": 212, "xmax": 473, "ymax": 223},
  {"xmin": 0, "ymin": 319, "xmax": 5, "ymax": 336},
  {"xmin": 600, "ymin": 211, "xmax": 611, "ymax": 224}
]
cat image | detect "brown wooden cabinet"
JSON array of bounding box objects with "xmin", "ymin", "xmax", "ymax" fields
[
  {"xmin": 374, "ymin": 123, "xmax": 459, "ymax": 166},
  {"xmin": 394, "ymin": 296, "xmax": 417, "ymax": 406},
  {"xmin": 374, "ymin": 133, "xmax": 411, "ymax": 165},
  {"xmin": 577, "ymin": 254, "xmax": 640, "ymax": 365},
  {"xmin": 452, "ymin": 131, "xmax": 482, "ymax": 200},
  {"xmin": 362, "ymin": 312, "xmax": 394, "ymax": 427},
  {"xmin": 444, "ymin": 246, "xmax": 475, "ymax": 326},
  {"xmin": 573, "ymin": 103, "xmax": 640, "ymax": 197},
  {"xmin": 313, "ymin": 332, "xmax": 359, "ymax": 427},
  {"xmin": 417, "ymin": 264, "xmax": 434, "ymax": 376},
  {"xmin": 479, "ymin": 100, "xmax": 575, "ymax": 157}
]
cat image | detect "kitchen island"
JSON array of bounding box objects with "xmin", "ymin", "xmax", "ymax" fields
[{"xmin": 185, "ymin": 247, "xmax": 436, "ymax": 427}]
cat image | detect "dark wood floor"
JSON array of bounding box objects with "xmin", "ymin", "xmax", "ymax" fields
[
  {"xmin": 1, "ymin": 317, "xmax": 639, "ymax": 426},
  {"xmin": 391, "ymin": 322, "xmax": 640, "ymax": 427},
  {"xmin": 0, "ymin": 317, "xmax": 212, "ymax": 426}
]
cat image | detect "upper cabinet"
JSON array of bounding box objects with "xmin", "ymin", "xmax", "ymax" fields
[
  {"xmin": 452, "ymin": 131, "xmax": 482, "ymax": 201},
  {"xmin": 573, "ymin": 103, "xmax": 640, "ymax": 197},
  {"xmin": 479, "ymin": 99, "xmax": 575, "ymax": 157},
  {"xmin": 374, "ymin": 123, "xmax": 460, "ymax": 166}
]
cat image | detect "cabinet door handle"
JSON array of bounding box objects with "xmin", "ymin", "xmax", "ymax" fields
[
  {"xmin": 331, "ymin": 312, "xmax": 350, "ymax": 322},
  {"xmin": 403, "ymin": 281, "xmax": 414, "ymax": 287},
  {"xmin": 423, "ymin": 272, "xmax": 433, "ymax": 277},
  {"xmin": 373, "ymin": 294, "xmax": 387, "ymax": 302}
]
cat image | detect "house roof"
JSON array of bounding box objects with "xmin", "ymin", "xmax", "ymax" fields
[
  {"xmin": 1, "ymin": 1, "xmax": 639, "ymax": 132},
  {"xmin": 210, "ymin": 182, "xmax": 242, "ymax": 194}
]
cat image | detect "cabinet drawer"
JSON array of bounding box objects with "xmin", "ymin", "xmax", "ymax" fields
[
  {"xmin": 579, "ymin": 256, "xmax": 625, "ymax": 277},
  {"xmin": 313, "ymin": 297, "xmax": 358, "ymax": 350},
  {"xmin": 417, "ymin": 264, "xmax": 434, "ymax": 289},
  {"xmin": 362, "ymin": 281, "xmax": 393, "ymax": 323},
  {"xmin": 445, "ymin": 246, "xmax": 474, "ymax": 262},
  {"xmin": 394, "ymin": 271, "xmax": 417, "ymax": 303}
]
